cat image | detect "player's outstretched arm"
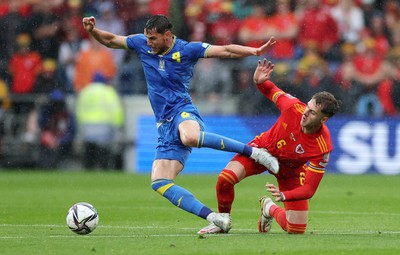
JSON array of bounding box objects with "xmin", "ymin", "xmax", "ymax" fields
[
  {"xmin": 253, "ymin": 59, "xmax": 274, "ymax": 85},
  {"xmin": 206, "ymin": 37, "xmax": 276, "ymax": 58},
  {"xmin": 82, "ymin": 16, "xmax": 127, "ymax": 49}
]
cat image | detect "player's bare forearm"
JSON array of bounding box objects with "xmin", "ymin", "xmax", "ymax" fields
[
  {"xmin": 82, "ymin": 16, "xmax": 126, "ymax": 49},
  {"xmin": 89, "ymin": 28, "xmax": 125, "ymax": 49},
  {"xmin": 207, "ymin": 37, "xmax": 276, "ymax": 58}
]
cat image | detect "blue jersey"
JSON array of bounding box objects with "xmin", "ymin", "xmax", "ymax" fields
[{"xmin": 126, "ymin": 34, "xmax": 210, "ymax": 122}]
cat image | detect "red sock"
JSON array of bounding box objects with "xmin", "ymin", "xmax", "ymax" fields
[
  {"xmin": 287, "ymin": 222, "xmax": 307, "ymax": 234},
  {"xmin": 270, "ymin": 206, "xmax": 288, "ymax": 231},
  {"xmin": 216, "ymin": 169, "xmax": 239, "ymax": 213},
  {"xmin": 270, "ymin": 206, "xmax": 307, "ymax": 234}
]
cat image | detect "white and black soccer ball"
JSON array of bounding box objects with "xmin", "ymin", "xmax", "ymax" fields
[{"xmin": 66, "ymin": 202, "xmax": 99, "ymax": 235}]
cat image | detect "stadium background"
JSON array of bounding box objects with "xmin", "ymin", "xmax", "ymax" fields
[{"xmin": 0, "ymin": 0, "xmax": 399, "ymax": 175}]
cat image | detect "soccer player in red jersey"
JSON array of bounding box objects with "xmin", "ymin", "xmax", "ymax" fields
[{"xmin": 198, "ymin": 59, "xmax": 341, "ymax": 234}]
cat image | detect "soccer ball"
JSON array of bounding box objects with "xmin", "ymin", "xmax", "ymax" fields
[{"xmin": 66, "ymin": 202, "xmax": 99, "ymax": 235}]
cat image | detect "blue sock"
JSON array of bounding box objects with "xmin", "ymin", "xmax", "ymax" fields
[
  {"xmin": 151, "ymin": 179, "xmax": 213, "ymax": 219},
  {"xmin": 197, "ymin": 131, "xmax": 252, "ymax": 157}
]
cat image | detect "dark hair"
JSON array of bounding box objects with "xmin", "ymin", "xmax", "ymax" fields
[
  {"xmin": 145, "ymin": 15, "xmax": 173, "ymax": 34},
  {"xmin": 312, "ymin": 91, "xmax": 341, "ymax": 117}
]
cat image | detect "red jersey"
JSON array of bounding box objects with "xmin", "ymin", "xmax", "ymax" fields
[
  {"xmin": 254, "ymin": 80, "xmax": 332, "ymax": 201},
  {"xmin": 9, "ymin": 52, "xmax": 42, "ymax": 94},
  {"xmin": 298, "ymin": 6, "xmax": 339, "ymax": 53}
]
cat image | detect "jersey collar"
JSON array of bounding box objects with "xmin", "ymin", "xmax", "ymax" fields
[{"xmin": 160, "ymin": 35, "xmax": 176, "ymax": 56}]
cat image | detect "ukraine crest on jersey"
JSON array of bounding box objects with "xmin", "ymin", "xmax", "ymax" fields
[{"xmin": 125, "ymin": 34, "xmax": 210, "ymax": 122}]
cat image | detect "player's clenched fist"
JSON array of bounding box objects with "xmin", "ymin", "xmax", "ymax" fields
[{"xmin": 82, "ymin": 16, "xmax": 96, "ymax": 32}]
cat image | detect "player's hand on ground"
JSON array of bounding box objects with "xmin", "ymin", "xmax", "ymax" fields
[
  {"xmin": 253, "ymin": 59, "xmax": 274, "ymax": 85},
  {"xmin": 255, "ymin": 36, "xmax": 276, "ymax": 56},
  {"xmin": 82, "ymin": 16, "xmax": 96, "ymax": 32},
  {"xmin": 265, "ymin": 182, "xmax": 284, "ymax": 202}
]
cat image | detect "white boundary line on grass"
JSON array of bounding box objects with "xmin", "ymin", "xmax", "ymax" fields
[
  {"xmin": 1, "ymin": 231, "xmax": 400, "ymax": 240},
  {"xmin": 0, "ymin": 223, "xmax": 400, "ymax": 240}
]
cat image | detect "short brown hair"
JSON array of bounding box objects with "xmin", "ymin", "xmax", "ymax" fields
[
  {"xmin": 145, "ymin": 15, "xmax": 173, "ymax": 34},
  {"xmin": 312, "ymin": 91, "xmax": 341, "ymax": 117}
]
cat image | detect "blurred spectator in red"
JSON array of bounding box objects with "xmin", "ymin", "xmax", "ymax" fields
[
  {"xmin": 73, "ymin": 37, "xmax": 117, "ymax": 93},
  {"xmin": 238, "ymin": 2, "xmax": 269, "ymax": 48},
  {"xmin": 266, "ymin": 0, "xmax": 299, "ymax": 60},
  {"xmin": 367, "ymin": 11, "xmax": 390, "ymax": 58},
  {"xmin": 32, "ymin": 58, "xmax": 66, "ymax": 94},
  {"xmin": 26, "ymin": 2, "xmax": 62, "ymax": 59},
  {"xmin": 331, "ymin": 0, "xmax": 365, "ymax": 44},
  {"xmin": 149, "ymin": 0, "xmax": 169, "ymax": 17},
  {"xmin": 207, "ymin": 0, "xmax": 241, "ymax": 46},
  {"xmin": 95, "ymin": 1, "xmax": 126, "ymax": 66},
  {"xmin": 63, "ymin": 0, "xmax": 89, "ymax": 40},
  {"xmin": 0, "ymin": 0, "xmax": 30, "ymax": 18},
  {"xmin": 297, "ymin": 0, "xmax": 339, "ymax": 60},
  {"xmin": 9, "ymin": 33, "xmax": 42, "ymax": 95},
  {"xmin": 341, "ymin": 37, "xmax": 390, "ymax": 116},
  {"xmin": 333, "ymin": 42, "xmax": 357, "ymax": 92},
  {"xmin": 377, "ymin": 31, "xmax": 400, "ymax": 115},
  {"xmin": 238, "ymin": 0, "xmax": 270, "ymax": 93},
  {"xmin": 8, "ymin": 33, "xmax": 42, "ymax": 143}
]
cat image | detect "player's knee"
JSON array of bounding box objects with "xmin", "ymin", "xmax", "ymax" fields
[
  {"xmin": 286, "ymin": 222, "xmax": 307, "ymax": 234},
  {"xmin": 179, "ymin": 130, "xmax": 198, "ymax": 147},
  {"xmin": 217, "ymin": 169, "xmax": 239, "ymax": 189}
]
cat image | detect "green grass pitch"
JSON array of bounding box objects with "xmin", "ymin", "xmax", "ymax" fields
[{"xmin": 0, "ymin": 170, "xmax": 399, "ymax": 255}]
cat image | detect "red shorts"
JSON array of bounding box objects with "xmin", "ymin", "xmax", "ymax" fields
[{"xmin": 231, "ymin": 152, "xmax": 308, "ymax": 211}]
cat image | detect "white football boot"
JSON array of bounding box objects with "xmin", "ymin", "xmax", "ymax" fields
[
  {"xmin": 197, "ymin": 222, "xmax": 224, "ymax": 234},
  {"xmin": 251, "ymin": 148, "xmax": 279, "ymax": 174},
  {"xmin": 258, "ymin": 196, "xmax": 274, "ymax": 233},
  {"xmin": 198, "ymin": 213, "xmax": 231, "ymax": 234}
]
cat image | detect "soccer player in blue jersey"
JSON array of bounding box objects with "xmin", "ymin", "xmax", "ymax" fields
[{"xmin": 82, "ymin": 14, "xmax": 278, "ymax": 233}]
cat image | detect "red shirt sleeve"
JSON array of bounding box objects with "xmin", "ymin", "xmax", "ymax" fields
[
  {"xmin": 256, "ymin": 80, "xmax": 284, "ymax": 102},
  {"xmin": 257, "ymin": 80, "xmax": 301, "ymax": 113},
  {"xmin": 282, "ymin": 169, "xmax": 324, "ymax": 201}
]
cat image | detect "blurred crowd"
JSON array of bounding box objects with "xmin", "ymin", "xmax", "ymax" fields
[{"xmin": 0, "ymin": 0, "xmax": 399, "ymax": 168}]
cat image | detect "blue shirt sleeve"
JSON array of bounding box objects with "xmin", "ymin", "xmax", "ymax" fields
[
  {"xmin": 126, "ymin": 34, "xmax": 146, "ymax": 52},
  {"xmin": 184, "ymin": 42, "xmax": 210, "ymax": 60}
]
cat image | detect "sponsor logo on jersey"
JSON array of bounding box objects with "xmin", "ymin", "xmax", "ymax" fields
[{"xmin": 181, "ymin": 112, "xmax": 190, "ymax": 118}]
